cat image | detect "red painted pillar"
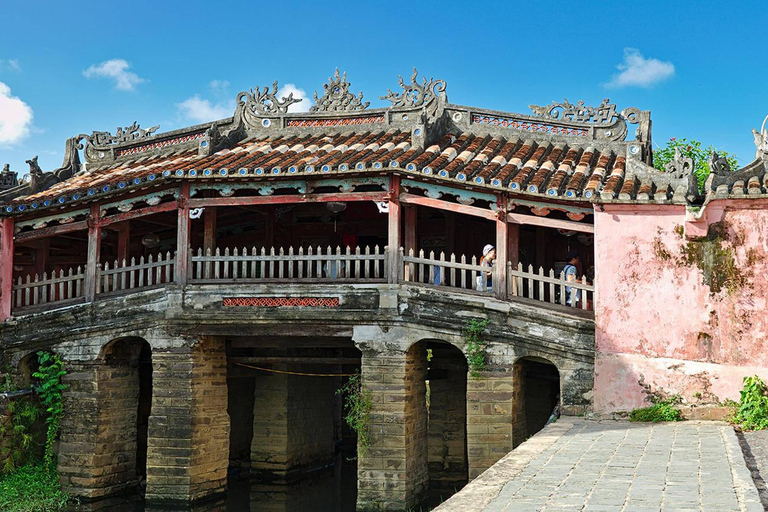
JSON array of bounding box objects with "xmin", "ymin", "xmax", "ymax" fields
[
  {"xmin": 495, "ymin": 195, "xmax": 508, "ymax": 299},
  {"xmin": 175, "ymin": 182, "xmax": 191, "ymax": 285},
  {"xmin": 387, "ymin": 175, "xmax": 401, "ymax": 284},
  {"xmin": 115, "ymin": 223, "xmax": 130, "ymax": 264},
  {"xmin": 84, "ymin": 203, "xmax": 101, "ymax": 302},
  {"xmin": 0, "ymin": 217, "xmax": 14, "ymax": 320},
  {"xmin": 203, "ymin": 206, "xmax": 217, "ymax": 255}
]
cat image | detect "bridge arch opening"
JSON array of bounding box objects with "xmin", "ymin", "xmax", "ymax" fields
[
  {"xmin": 408, "ymin": 339, "xmax": 469, "ymax": 506},
  {"xmin": 225, "ymin": 335, "xmax": 362, "ymax": 511},
  {"xmin": 98, "ymin": 337, "xmax": 153, "ymax": 492},
  {"xmin": 513, "ymin": 356, "xmax": 560, "ymax": 447}
]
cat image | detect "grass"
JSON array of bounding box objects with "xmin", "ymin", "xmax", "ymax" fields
[
  {"xmin": 630, "ymin": 397, "xmax": 683, "ymax": 423},
  {"xmin": 0, "ymin": 463, "xmax": 72, "ymax": 511}
]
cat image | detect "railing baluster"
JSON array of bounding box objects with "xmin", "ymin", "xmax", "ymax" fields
[
  {"xmin": 526, "ymin": 264, "xmax": 533, "ymax": 299},
  {"xmin": 548, "ymin": 269, "xmax": 555, "ymax": 303},
  {"xmin": 269, "ymin": 247, "xmax": 276, "ymax": 279},
  {"xmin": 538, "ymin": 267, "xmax": 545, "ymax": 301},
  {"xmin": 41, "ymin": 273, "xmax": 48, "ymax": 304},
  {"xmin": 560, "ymin": 271, "xmax": 566, "ymax": 305},
  {"xmin": 260, "ymin": 247, "xmax": 266, "ymax": 279},
  {"xmin": 232, "ymin": 248, "xmax": 239, "ymax": 280},
  {"xmin": 460, "ymin": 255, "xmax": 467, "ymax": 289},
  {"xmin": 288, "ymin": 247, "xmax": 294, "ymax": 279},
  {"xmin": 581, "ymin": 276, "xmax": 589, "ymax": 310},
  {"xmin": 374, "ymin": 246, "xmax": 380, "ymax": 279},
  {"xmin": 307, "ymin": 246, "xmax": 314, "ymax": 278},
  {"xmin": 251, "ymin": 247, "xmax": 257, "ymax": 279},
  {"xmin": 428, "ymin": 250, "xmax": 435, "ymax": 285},
  {"xmin": 278, "ymin": 248, "xmax": 285, "ymax": 279}
]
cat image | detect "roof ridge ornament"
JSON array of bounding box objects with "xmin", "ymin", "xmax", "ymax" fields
[
  {"xmin": 380, "ymin": 68, "xmax": 447, "ymax": 117},
  {"xmin": 310, "ymin": 69, "xmax": 369, "ymax": 113},
  {"xmin": 664, "ymin": 147, "xmax": 694, "ymax": 179},
  {"xmin": 529, "ymin": 98, "xmax": 619, "ymax": 124},
  {"xmin": 753, "ymin": 114, "xmax": 768, "ymax": 159},
  {"xmin": 89, "ymin": 122, "xmax": 160, "ymax": 147},
  {"xmin": 238, "ymin": 80, "xmax": 303, "ymax": 115},
  {"xmin": 709, "ymin": 151, "xmax": 732, "ymax": 176}
]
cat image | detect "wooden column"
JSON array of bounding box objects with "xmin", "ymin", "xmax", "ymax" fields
[
  {"xmin": 495, "ymin": 195, "xmax": 508, "ymax": 299},
  {"xmin": 508, "ymin": 223, "xmax": 520, "ymax": 268},
  {"xmin": 115, "ymin": 223, "xmax": 130, "ymax": 264},
  {"xmin": 387, "ymin": 175, "xmax": 401, "ymax": 284},
  {"xmin": 175, "ymin": 182, "xmax": 191, "ymax": 285},
  {"xmin": 535, "ymin": 226, "xmax": 547, "ymax": 271},
  {"xmin": 0, "ymin": 217, "xmax": 14, "ymax": 320},
  {"xmin": 403, "ymin": 205, "xmax": 417, "ymax": 254},
  {"xmin": 84, "ymin": 203, "xmax": 101, "ymax": 302},
  {"xmin": 203, "ymin": 207, "xmax": 217, "ymax": 254},
  {"xmin": 34, "ymin": 238, "xmax": 49, "ymax": 277}
]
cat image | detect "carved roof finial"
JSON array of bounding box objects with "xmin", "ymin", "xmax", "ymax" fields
[
  {"xmin": 89, "ymin": 122, "xmax": 159, "ymax": 147},
  {"xmin": 238, "ymin": 80, "xmax": 303, "ymax": 115},
  {"xmin": 529, "ymin": 98, "xmax": 619, "ymax": 124},
  {"xmin": 310, "ymin": 69, "xmax": 369, "ymax": 113},
  {"xmin": 754, "ymin": 114, "xmax": 768, "ymax": 159},
  {"xmin": 709, "ymin": 151, "xmax": 731, "ymax": 176},
  {"xmin": 380, "ymin": 68, "xmax": 447, "ymax": 119},
  {"xmin": 664, "ymin": 147, "xmax": 694, "ymax": 179}
]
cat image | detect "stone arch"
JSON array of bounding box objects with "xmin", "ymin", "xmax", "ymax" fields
[
  {"xmin": 512, "ymin": 355, "xmax": 560, "ymax": 447},
  {"xmin": 409, "ymin": 338, "xmax": 469, "ymax": 505},
  {"xmin": 16, "ymin": 350, "xmax": 42, "ymax": 388}
]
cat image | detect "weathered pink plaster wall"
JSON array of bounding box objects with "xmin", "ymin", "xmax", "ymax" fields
[{"xmin": 593, "ymin": 199, "xmax": 768, "ymax": 412}]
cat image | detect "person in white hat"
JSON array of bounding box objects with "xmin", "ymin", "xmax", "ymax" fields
[{"xmin": 477, "ymin": 244, "xmax": 496, "ymax": 291}]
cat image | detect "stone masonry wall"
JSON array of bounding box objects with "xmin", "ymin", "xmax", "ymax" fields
[
  {"xmin": 466, "ymin": 367, "xmax": 514, "ymax": 480},
  {"xmin": 145, "ymin": 336, "xmax": 230, "ymax": 503},
  {"xmin": 357, "ymin": 348, "xmax": 428, "ymax": 511}
]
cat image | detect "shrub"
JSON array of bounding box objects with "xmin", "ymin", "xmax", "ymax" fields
[
  {"xmin": 630, "ymin": 396, "xmax": 683, "ymax": 422},
  {"xmin": 465, "ymin": 318, "xmax": 490, "ymax": 377},
  {"xmin": 733, "ymin": 376, "xmax": 768, "ymax": 431}
]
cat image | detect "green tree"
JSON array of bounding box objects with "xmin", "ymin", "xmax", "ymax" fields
[{"xmin": 653, "ymin": 138, "xmax": 739, "ymax": 191}]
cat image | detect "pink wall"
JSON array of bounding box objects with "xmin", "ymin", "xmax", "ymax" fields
[{"xmin": 593, "ymin": 199, "xmax": 768, "ymax": 412}]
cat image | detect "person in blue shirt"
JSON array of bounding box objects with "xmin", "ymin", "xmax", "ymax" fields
[{"xmin": 563, "ymin": 251, "xmax": 581, "ymax": 306}]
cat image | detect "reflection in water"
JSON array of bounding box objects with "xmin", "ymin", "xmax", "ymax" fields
[{"xmin": 71, "ymin": 454, "xmax": 357, "ymax": 512}]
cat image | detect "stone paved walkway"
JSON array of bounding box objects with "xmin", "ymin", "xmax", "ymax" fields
[{"xmin": 435, "ymin": 419, "xmax": 763, "ymax": 512}]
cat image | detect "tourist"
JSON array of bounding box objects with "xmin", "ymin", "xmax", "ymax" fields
[
  {"xmin": 477, "ymin": 244, "xmax": 495, "ymax": 292},
  {"xmin": 563, "ymin": 251, "xmax": 581, "ymax": 306}
]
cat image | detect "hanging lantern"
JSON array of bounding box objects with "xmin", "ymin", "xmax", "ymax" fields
[
  {"xmin": 141, "ymin": 233, "xmax": 160, "ymax": 248},
  {"xmin": 557, "ymin": 229, "xmax": 577, "ymax": 237},
  {"xmin": 326, "ymin": 202, "xmax": 347, "ymax": 214}
]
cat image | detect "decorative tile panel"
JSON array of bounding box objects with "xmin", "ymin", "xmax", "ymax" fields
[{"xmin": 223, "ymin": 297, "xmax": 340, "ymax": 308}]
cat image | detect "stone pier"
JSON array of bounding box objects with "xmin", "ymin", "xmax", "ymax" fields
[{"xmin": 145, "ymin": 336, "xmax": 230, "ymax": 503}]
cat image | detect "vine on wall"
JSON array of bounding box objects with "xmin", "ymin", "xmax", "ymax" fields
[
  {"xmin": 336, "ymin": 373, "xmax": 373, "ymax": 455},
  {"xmin": 465, "ymin": 319, "xmax": 490, "ymax": 377}
]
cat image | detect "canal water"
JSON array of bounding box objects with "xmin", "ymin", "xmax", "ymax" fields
[{"xmin": 70, "ymin": 454, "xmax": 358, "ymax": 512}]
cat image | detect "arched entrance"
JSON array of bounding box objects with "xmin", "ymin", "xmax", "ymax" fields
[
  {"xmin": 408, "ymin": 339, "xmax": 469, "ymax": 506},
  {"xmin": 99, "ymin": 337, "xmax": 153, "ymax": 492},
  {"xmin": 513, "ymin": 357, "xmax": 560, "ymax": 447}
]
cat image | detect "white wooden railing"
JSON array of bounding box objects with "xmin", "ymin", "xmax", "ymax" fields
[
  {"xmin": 508, "ymin": 262, "xmax": 593, "ymax": 310},
  {"xmin": 189, "ymin": 245, "xmax": 386, "ymax": 283},
  {"xmin": 98, "ymin": 252, "xmax": 175, "ymax": 295},
  {"xmin": 9, "ymin": 246, "xmax": 593, "ymax": 313},
  {"xmin": 400, "ymin": 248, "xmax": 496, "ymax": 293},
  {"xmin": 13, "ymin": 267, "xmax": 85, "ymax": 310}
]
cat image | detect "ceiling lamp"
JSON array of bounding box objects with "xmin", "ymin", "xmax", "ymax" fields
[
  {"xmin": 326, "ymin": 202, "xmax": 347, "ymax": 214},
  {"xmin": 141, "ymin": 233, "xmax": 160, "ymax": 248}
]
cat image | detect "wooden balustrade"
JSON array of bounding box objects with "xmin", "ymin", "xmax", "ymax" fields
[
  {"xmin": 189, "ymin": 245, "xmax": 386, "ymax": 283},
  {"xmin": 99, "ymin": 252, "xmax": 175, "ymax": 295},
  {"xmin": 9, "ymin": 245, "xmax": 594, "ymax": 314},
  {"xmin": 400, "ymin": 248, "xmax": 495, "ymax": 293},
  {"xmin": 13, "ymin": 267, "xmax": 85, "ymax": 310},
  {"xmin": 507, "ymin": 262, "xmax": 594, "ymax": 310}
]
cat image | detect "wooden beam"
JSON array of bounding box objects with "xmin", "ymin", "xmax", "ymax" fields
[
  {"xmin": 175, "ymin": 182, "xmax": 191, "ymax": 285},
  {"xmin": 387, "ymin": 175, "xmax": 401, "ymax": 284},
  {"xmin": 495, "ymin": 195, "xmax": 508, "ymax": 300},
  {"xmin": 188, "ymin": 191, "xmax": 388, "ymax": 208},
  {"xmin": 507, "ymin": 211, "xmax": 594, "ymax": 233},
  {"xmin": 84, "ymin": 203, "xmax": 101, "ymax": 302},
  {"xmin": 400, "ymin": 193, "xmax": 497, "ymax": 221},
  {"xmin": 204, "ymin": 207, "xmax": 217, "ymax": 254},
  {"xmin": 100, "ymin": 201, "xmax": 178, "ymax": 227},
  {"xmin": 0, "ymin": 217, "xmax": 14, "ymax": 320},
  {"xmin": 14, "ymin": 220, "xmax": 89, "ymax": 243}
]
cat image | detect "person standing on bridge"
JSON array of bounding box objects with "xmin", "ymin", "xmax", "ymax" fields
[
  {"xmin": 477, "ymin": 244, "xmax": 496, "ymax": 292},
  {"xmin": 563, "ymin": 251, "xmax": 582, "ymax": 307}
]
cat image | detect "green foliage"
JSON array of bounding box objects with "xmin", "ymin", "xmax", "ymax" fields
[
  {"xmin": 336, "ymin": 373, "xmax": 373, "ymax": 454},
  {"xmin": 32, "ymin": 352, "xmax": 67, "ymax": 468},
  {"xmin": 465, "ymin": 319, "xmax": 490, "ymax": 377},
  {"xmin": 653, "ymin": 137, "xmax": 739, "ymax": 191},
  {"xmin": 630, "ymin": 396, "xmax": 683, "ymax": 423},
  {"xmin": 0, "ymin": 463, "xmax": 71, "ymax": 511},
  {"xmin": 0, "ymin": 395, "xmax": 43, "ymax": 473},
  {"xmin": 733, "ymin": 376, "xmax": 768, "ymax": 431}
]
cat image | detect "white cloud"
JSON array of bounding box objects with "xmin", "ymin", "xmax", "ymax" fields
[
  {"xmin": 0, "ymin": 81, "xmax": 33, "ymax": 146},
  {"xmin": 277, "ymin": 83, "xmax": 311, "ymax": 113},
  {"xmin": 209, "ymin": 80, "xmax": 230, "ymax": 92},
  {"xmin": 176, "ymin": 95, "xmax": 234, "ymax": 123},
  {"xmin": 605, "ymin": 48, "xmax": 675, "ymax": 88},
  {"xmin": 83, "ymin": 59, "xmax": 145, "ymax": 91}
]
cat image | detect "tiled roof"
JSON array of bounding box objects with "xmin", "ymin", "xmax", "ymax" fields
[{"xmin": 4, "ymin": 68, "xmax": 767, "ymax": 215}]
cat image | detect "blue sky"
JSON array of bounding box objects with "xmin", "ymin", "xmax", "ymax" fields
[{"xmin": 0, "ymin": 0, "xmax": 766, "ymax": 176}]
